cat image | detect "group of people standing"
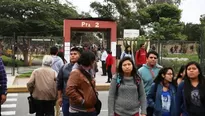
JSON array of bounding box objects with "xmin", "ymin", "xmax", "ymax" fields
[
  {"xmin": 120, "ymin": 44, "xmax": 147, "ymax": 69},
  {"xmin": 0, "ymin": 42, "xmax": 204, "ymax": 116},
  {"xmin": 26, "ymin": 46, "xmax": 104, "ymax": 116},
  {"xmin": 108, "ymin": 44, "xmax": 205, "ymax": 116},
  {"xmin": 100, "ymin": 48, "xmax": 114, "ymax": 83}
]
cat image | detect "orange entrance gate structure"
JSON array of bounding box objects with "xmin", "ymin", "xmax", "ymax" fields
[{"xmin": 63, "ymin": 18, "xmax": 117, "ymax": 73}]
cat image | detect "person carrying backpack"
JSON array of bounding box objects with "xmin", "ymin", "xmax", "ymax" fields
[
  {"xmin": 135, "ymin": 44, "xmax": 147, "ymax": 69},
  {"xmin": 56, "ymin": 47, "xmax": 81, "ymax": 116},
  {"xmin": 147, "ymin": 67, "xmax": 177, "ymax": 116},
  {"xmin": 120, "ymin": 45, "xmax": 134, "ymax": 60},
  {"xmin": 66, "ymin": 51, "xmax": 98, "ymax": 116},
  {"xmin": 177, "ymin": 61, "xmax": 205, "ymax": 116},
  {"xmin": 138, "ymin": 51, "xmax": 162, "ymax": 116},
  {"xmin": 108, "ymin": 57, "xmax": 147, "ymax": 116},
  {"xmin": 50, "ymin": 46, "xmax": 64, "ymax": 73}
]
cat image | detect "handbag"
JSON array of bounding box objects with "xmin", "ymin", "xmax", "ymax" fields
[
  {"xmin": 78, "ymin": 66, "xmax": 102, "ymax": 115},
  {"xmin": 27, "ymin": 93, "xmax": 36, "ymax": 114}
]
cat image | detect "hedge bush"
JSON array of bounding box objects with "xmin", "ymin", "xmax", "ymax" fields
[
  {"xmin": 16, "ymin": 71, "xmax": 32, "ymax": 78},
  {"xmin": 1, "ymin": 55, "xmax": 24, "ymax": 66}
]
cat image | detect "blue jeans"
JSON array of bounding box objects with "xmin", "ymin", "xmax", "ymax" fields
[
  {"xmin": 69, "ymin": 112, "xmax": 96, "ymax": 116},
  {"xmin": 62, "ymin": 99, "xmax": 69, "ymax": 116}
]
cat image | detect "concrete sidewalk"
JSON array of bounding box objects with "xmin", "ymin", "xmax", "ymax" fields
[
  {"xmin": 5, "ymin": 67, "xmax": 16, "ymax": 86},
  {"xmin": 6, "ymin": 61, "xmax": 112, "ymax": 92}
]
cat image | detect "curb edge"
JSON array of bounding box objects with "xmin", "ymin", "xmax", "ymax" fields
[{"xmin": 7, "ymin": 84, "xmax": 110, "ymax": 93}]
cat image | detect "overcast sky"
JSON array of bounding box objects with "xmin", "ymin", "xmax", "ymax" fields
[{"xmin": 60, "ymin": 0, "xmax": 205, "ymax": 24}]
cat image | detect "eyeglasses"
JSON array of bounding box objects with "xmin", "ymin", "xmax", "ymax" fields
[
  {"xmin": 149, "ymin": 57, "xmax": 157, "ymax": 59},
  {"xmin": 166, "ymin": 73, "xmax": 173, "ymax": 76}
]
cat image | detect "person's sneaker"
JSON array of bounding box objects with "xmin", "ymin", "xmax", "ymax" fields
[
  {"xmin": 101, "ymin": 74, "xmax": 107, "ymax": 76},
  {"xmin": 106, "ymin": 81, "xmax": 111, "ymax": 83}
]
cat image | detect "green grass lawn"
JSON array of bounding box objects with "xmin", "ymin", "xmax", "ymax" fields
[
  {"xmin": 16, "ymin": 71, "xmax": 32, "ymax": 78},
  {"xmin": 166, "ymin": 53, "xmax": 199, "ymax": 62},
  {"xmin": 161, "ymin": 53, "xmax": 200, "ymax": 73}
]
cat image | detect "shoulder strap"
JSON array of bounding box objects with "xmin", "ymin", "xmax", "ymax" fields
[
  {"xmin": 149, "ymin": 68, "xmax": 155, "ymax": 79},
  {"xmin": 78, "ymin": 66, "xmax": 98, "ymax": 98},
  {"xmin": 51, "ymin": 57, "xmax": 60, "ymax": 67},
  {"xmin": 62, "ymin": 63, "xmax": 67, "ymax": 72},
  {"xmin": 153, "ymin": 83, "xmax": 158, "ymax": 102},
  {"xmin": 135, "ymin": 73, "xmax": 142, "ymax": 99},
  {"xmin": 123, "ymin": 52, "xmax": 125, "ymax": 58},
  {"xmin": 137, "ymin": 49, "xmax": 141, "ymax": 58}
]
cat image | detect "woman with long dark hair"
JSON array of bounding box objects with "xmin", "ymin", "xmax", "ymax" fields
[
  {"xmin": 176, "ymin": 65, "xmax": 185, "ymax": 85},
  {"xmin": 120, "ymin": 45, "xmax": 133, "ymax": 59},
  {"xmin": 177, "ymin": 61, "xmax": 205, "ymax": 116},
  {"xmin": 108, "ymin": 57, "xmax": 147, "ymax": 116},
  {"xmin": 147, "ymin": 67, "xmax": 177, "ymax": 116}
]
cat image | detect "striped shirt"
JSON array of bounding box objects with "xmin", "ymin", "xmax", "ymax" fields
[{"xmin": 0, "ymin": 57, "xmax": 7, "ymax": 94}]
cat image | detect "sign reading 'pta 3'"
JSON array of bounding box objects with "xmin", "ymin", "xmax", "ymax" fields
[{"xmin": 81, "ymin": 22, "xmax": 100, "ymax": 28}]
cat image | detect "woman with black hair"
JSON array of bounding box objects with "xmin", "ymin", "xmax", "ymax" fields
[
  {"xmin": 177, "ymin": 61, "xmax": 205, "ymax": 116},
  {"xmin": 176, "ymin": 65, "xmax": 185, "ymax": 85},
  {"xmin": 57, "ymin": 51, "xmax": 67, "ymax": 64},
  {"xmin": 147, "ymin": 67, "xmax": 177, "ymax": 116},
  {"xmin": 120, "ymin": 45, "xmax": 133, "ymax": 60},
  {"xmin": 108, "ymin": 57, "xmax": 147, "ymax": 116}
]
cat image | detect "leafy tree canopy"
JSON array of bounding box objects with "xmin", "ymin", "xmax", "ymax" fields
[
  {"xmin": 139, "ymin": 3, "xmax": 181, "ymax": 25},
  {"xmin": 139, "ymin": 3, "xmax": 185, "ymax": 40},
  {"xmin": 0, "ymin": 0, "xmax": 79, "ymax": 36},
  {"xmin": 183, "ymin": 23, "xmax": 202, "ymax": 41}
]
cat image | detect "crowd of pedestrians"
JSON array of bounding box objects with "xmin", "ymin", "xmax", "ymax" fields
[
  {"xmin": 25, "ymin": 45, "xmax": 205, "ymax": 116},
  {"xmin": 108, "ymin": 45, "xmax": 205, "ymax": 116},
  {"xmin": 0, "ymin": 43, "xmax": 204, "ymax": 116}
]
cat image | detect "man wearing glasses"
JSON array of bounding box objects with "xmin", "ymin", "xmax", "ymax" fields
[{"xmin": 138, "ymin": 50, "xmax": 162, "ymax": 116}]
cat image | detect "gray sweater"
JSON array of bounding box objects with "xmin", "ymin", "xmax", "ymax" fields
[{"xmin": 108, "ymin": 75, "xmax": 147, "ymax": 116}]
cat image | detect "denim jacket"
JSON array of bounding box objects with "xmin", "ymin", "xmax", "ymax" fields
[
  {"xmin": 147, "ymin": 83, "xmax": 177, "ymax": 116},
  {"xmin": 176, "ymin": 81, "xmax": 189, "ymax": 116},
  {"xmin": 57, "ymin": 63, "xmax": 74, "ymax": 99}
]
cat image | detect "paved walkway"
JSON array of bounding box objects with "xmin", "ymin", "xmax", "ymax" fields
[{"xmin": 6, "ymin": 61, "xmax": 111, "ymax": 86}]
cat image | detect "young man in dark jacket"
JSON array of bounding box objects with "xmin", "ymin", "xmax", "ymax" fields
[
  {"xmin": 0, "ymin": 57, "xmax": 7, "ymax": 115},
  {"xmin": 57, "ymin": 47, "xmax": 81, "ymax": 116},
  {"xmin": 66, "ymin": 51, "xmax": 97, "ymax": 116}
]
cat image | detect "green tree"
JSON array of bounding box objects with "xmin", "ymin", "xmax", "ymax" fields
[
  {"xmin": 183, "ymin": 23, "xmax": 202, "ymax": 41},
  {"xmin": 90, "ymin": 0, "xmax": 141, "ymax": 38},
  {"xmin": 139, "ymin": 3, "xmax": 186, "ymax": 40},
  {"xmin": 0, "ymin": 0, "xmax": 79, "ymax": 65},
  {"xmin": 145, "ymin": 0, "xmax": 181, "ymax": 5},
  {"xmin": 201, "ymin": 15, "xmax": 205, "ymax": 42}
]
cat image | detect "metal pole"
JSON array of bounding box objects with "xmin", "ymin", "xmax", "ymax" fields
[
  {"xmin": 12, "ymin": 32, "xmax": 16, "ymax": 76},
  {"xmin": 157, "ymin": 39, "xmax": 161, "ymax": 64}
]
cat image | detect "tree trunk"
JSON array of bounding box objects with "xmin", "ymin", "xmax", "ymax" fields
[{"xmin": 23, "ymin": 51, "xmax": 29, "ymax": 66}]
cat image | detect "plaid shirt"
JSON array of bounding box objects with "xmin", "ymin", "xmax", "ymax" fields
[{"xmin": 0, "ymin": 57, "xmax": 7, "ymax": 94}]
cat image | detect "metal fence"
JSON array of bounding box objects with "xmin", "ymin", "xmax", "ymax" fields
[
  {"xmin": 0, "ymin": 36, "xmax": 15, "ymax": 75},
  {"xmin": 117, "ymin": 39, "xmax": 200, "ymax": 73},
  {"xmin": 15, "ymin": 36, "xmax": 63, "ymax": 74},
  {"xmin": 200, "ymin": 34, "xmax": 205, "ymax": 75},
  {"xmin": 1, "ymin": 35, "xmax": 63, "ymax": 74}
]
